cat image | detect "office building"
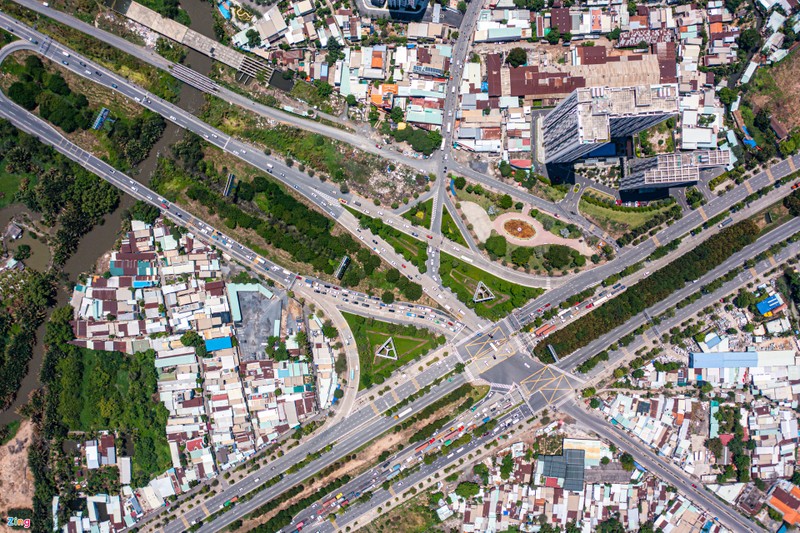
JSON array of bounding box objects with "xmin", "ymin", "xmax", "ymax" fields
[
  {"xmin": 619, "ymin": 150, "xmax": 730, "ymax": 192},
  {"xmin": 543, "ymin": 85, "xmax": 679, "ymax": 164}
]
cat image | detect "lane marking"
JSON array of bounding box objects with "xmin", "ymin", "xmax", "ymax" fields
[
  {"xmin": 789, "ymin": 159, "xmax": 796, "ymax": 172},
  {"xmin": 201, "ymin": 503, "xmax": 210, "ymax": 517},
  {"xmin": 390, "ymin": 389, "xmax": 400, "ymax": 403},
  {"xmin": 769, "ymin": 255, "xmax": 777, "ymax": 267},
  {"xmin": 181, "ymin": 515, "xmax": 190, "ymax": 528},
  {"xmin": 744, "ymin": 180, "xmax": 753, "ymax": 194},
  {"xmin": 388, "ymin": 486, "xmax": 397, "ymax": 497},
  {"xmin": 697, "ymin": 206, "xmax": 708, "ymax": 222},
  {"xmin": 411, "ymin": 376, "xmax": 421, "ymax": 391},
  {"xmin": 370, "ymin": 402, "xmax": 380, "ymax": 415},
  {"xmin": 766, "ymin": 167, "xmax": 775, "ymax": 183},
  {"xmin": 652, "ymin": 235, "xmax": 661, "ymax": 247},
  {"xmin": 749, "ymin": 267, "xmax": 758, "ymax": 278}
]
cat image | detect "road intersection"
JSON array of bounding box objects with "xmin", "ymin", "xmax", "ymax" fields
[{"xmin": 0, "ymin": 5, "xmax": 797, "ymax": 531}]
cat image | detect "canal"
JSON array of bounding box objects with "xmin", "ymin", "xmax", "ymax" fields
[{"xmin": 0, "ymin": 0, "xmax": 216, "ymax": 424}]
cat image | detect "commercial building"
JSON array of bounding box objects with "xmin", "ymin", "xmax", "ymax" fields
[
  {"xmin": 543, "ymin": 85, "xmax": 679, "ymax": 164},
  {"xmin": 619, "ymin": 150, "xmax": 730, "ymax": 192}
]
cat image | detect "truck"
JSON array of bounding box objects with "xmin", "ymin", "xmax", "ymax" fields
[
  {"xmin": 386, "ymin": 470, "xmax": 400, "ymax": 481},
  {"xmin": 482, "ymin": 416, "xmax": 492, "ymax": 424},
  {"xmin": 535, "ymin": 324, "xmax": 557, "ymax": 337},
  {"xmin": 719, "ymin": 217, "xmax": 733, "ymax": 228},
  {"xmin": 407, "ymin": 312, "xmax": 417, "ymax": 318},
  {"xmin": 394, "ymin": 407, "xmax": 413, "ymax": 419},
  {"xmin": 533, "ymin": 324, "xmax": 552, "ymax": 336},
  {"xmin": 223, "ymin": 497, "xmax": 238, "ymax": 507}
]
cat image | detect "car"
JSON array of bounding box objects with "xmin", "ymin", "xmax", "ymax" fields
[
  {"xmin": 691, "ymin": 483, "xmax": 697, "ymax": 488},
  {"xmin": 62, "ymin": 60, "xmax": 68, "ymax": 65},
  {"xmin": 111, "ymin": 83, "xmax": 117, "ymax": 88},
  {"xmin": 427, "ymin": 235, "xmax": 433, "ymax": 239}
]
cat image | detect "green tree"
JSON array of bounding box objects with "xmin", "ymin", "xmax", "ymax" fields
[
  {"xmin": 454, "ymin": 176, "xmax": 467, "ymax": 189},
  {"xmin": 484, "ymin": 235, "xmax": 508, "ymax": 258},
  {"xmin": 381, "ymin": 291, "xmax": 395, "ymax": 304},
  {"xmin": 390, "ymin": 106, "xmax": 405, "ymax": 123},
  {"xmin": 738, "ymin": 28, "xmax": 761, "ymax": 51},
  {"xmin": 455, "ymin": 481, "xmax": 480, "ymax": 499},
  {"xmin": 498, "ymin": 194, "xmax": 513, "ymax": 209},
  {"xmin": 246, "ymin": 29, "xmax": 261, "ymax": 47},
  {"xmin": 619, "ymin": 453, "xmax": 635, "ymax": 471},
  {"xmin": 457, "ymin": 0, "xmax": 467, "ymax": 12},
  {"xmin": 13, "ymin": 244, "xmax": 31, "ymax": 261},
  {"xmin": 346, "ymin": 94, "xmax": 357, "ymax": 106},
  {"xmin": 506, "ymin": 47, "xmax": 527, "ymax": 67}
]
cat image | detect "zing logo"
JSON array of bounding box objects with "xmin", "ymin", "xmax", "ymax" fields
[{"xmin": 6, "ymin": 517, "xmax": 31, "ymax": 529}]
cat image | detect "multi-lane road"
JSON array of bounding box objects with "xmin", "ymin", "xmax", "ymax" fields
[{"xmin": 1, "ymin": 4, "xmax": 796, "ymax": 531}]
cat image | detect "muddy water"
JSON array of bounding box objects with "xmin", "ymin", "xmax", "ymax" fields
[{"xmin": 0, "ymin": 0, "xmax": 217, "ymax": 424}]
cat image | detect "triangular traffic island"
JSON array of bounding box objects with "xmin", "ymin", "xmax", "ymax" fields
[
  {"xmin": 473, "ymin": 281, "xmax": 495, "ymax": 303},
  {"xmin": 375, "ymin": 337, "xmax": 398, "ymax": 360}
]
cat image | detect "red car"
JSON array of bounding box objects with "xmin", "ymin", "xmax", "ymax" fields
[
  {"xmin": 401, "ymin": 264, "xmax": 406, "ymax": 268},
  {"xmin": 544, "ymin": 303, "xmax": 551, "ymax": 308},
  {"xmin": 427, "ymin": 235, "xmax": 433, "ymax": 239}
]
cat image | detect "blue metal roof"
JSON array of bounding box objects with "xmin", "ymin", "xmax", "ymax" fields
[
  {"xmin": 205, "ymin": 337, "xmax": 233, "ymax": 352},
  {"xmin": 689, "ymin": 351, "xmax": 758, "ymax": 368}
]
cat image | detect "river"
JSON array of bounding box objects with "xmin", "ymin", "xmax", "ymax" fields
[{"xmin": 0, "ymin": 0, "xmax": 215, "ymax": 424}]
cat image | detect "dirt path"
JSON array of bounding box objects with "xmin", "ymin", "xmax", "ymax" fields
[
  {"xmin": 493, "ymin": 212, "xmax": 594, "ymax": 255},
  {"xmin": 0, "ymin": 420, "xmax": 35, "ymax": 515}
]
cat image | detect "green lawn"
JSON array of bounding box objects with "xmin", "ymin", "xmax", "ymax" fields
[
  {"xmin": 344, "ymin": 312, "xmax": 445, "ymax": 389},
  {"xmin": 439, "ymin": 253, "xmax": 544, "ymax": 320},
  {"xmin": 403, "ymin": 198, "xmax": 433, "ymax": 229},
  {"xmin": 578, "ymin": 197, "xmax": 673, "ymax": 237},
  {"xmin": 441, "ymin": 209, "xmax": 468, "ymax": 247}
]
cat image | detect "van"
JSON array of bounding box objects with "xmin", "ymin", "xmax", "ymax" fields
[{"xmin": 61, "ymin": 51, "xmax": 70, "ymax": 57}]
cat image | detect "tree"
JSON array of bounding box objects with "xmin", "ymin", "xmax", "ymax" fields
[
  {"xmin": 346, "ymin": 94, "xmax": 357, "ymax": 106},
  {"xmin": 785, "ymin": 189, "xmax": 800, "ymax": 216},
  {"xmin": 322, "ymin": 322, "xmax": 339, "ymax": 339},
  {"xmin": 499, "ymin": 194, "xmax": 513, "ymax": 209},
  {"xmin": 544, "ymin": 245, "xmax": 573, "ymax": 269},
  {"xmin": 457, "ymin": 0, "xmax": 467, "ymax": 12},
  {"xmin": 454, "ymin": 176, "xmax": 467, "ymax": 189},
  {"xmin": 7, "ymin": 82, "xmax": 38, "ymax": 110},
  {"xmin": 738, "ymin": 28, "xmax": 761, "ymax": 52},
  {"xmin": 484, "ymin": 235, "xmax": 507, "ymax": 258},
  {"xmin": 455, "ymin": 481, "xmax": 480, "ymax": 499},
  {"xmin": 500, "ymin": 453, "xmax": 514, "ymax": 479},
  {"xmin": 718, "ymin": 87, "xmax": 737, "ymax": 106},
  {"xmin": 545, "ymin": 28, "xmax": 561, "ymax": 45},
  {"xmin": 601, "ymin": 456, "xmax": 610, "ymax": 465},
  {"xmin": 245, "ymin": 29, "xmax": 261, "ymax": 47},
  {"xmin": 314, "ymin": 80, "xmax": 333, "ymax": 98},
  {"xmin": 390, "ymin": 106, "xmax": 405, "ymax": 123},
  {"xmin": 506, "ymin": 47, "xmax": 527, "ymax": 67},
  {"xmin": 333, "ymin": 388, "xmax": 344, "ymax": 399},
  {"xmin": 13, "ymin": 244, "xmax": 31, "ymax": 261},
  {"xmin": 619, "ymin": 453, "xmax": 635, "ymax": 471},
  {"xmin": 589, "ymin": 398, "xmax": 601, "ymax": 409},
  {"xmin": 381, "ymin": 291, "xmax": 395, "ymax": 304}
]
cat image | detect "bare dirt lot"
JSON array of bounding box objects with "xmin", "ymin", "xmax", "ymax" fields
[
  {"xmin": 749, "ymin": 48, "xmax": 800, "ymax": 130},
  {"xmin": 0, "ymin": 420, "xmax": 35, "ymax": 515}
]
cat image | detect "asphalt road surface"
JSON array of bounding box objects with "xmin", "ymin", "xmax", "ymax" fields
[{"xmin": 562, "ymin": 402, "xmax": 761, "ymax": 533}]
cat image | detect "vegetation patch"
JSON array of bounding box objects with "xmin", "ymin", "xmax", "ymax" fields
[
  {"xmin": 403, "ymin": 198, "xmax": 433, "ymax": 229},
  {"xmin": 579, "ymin": 191, "xmax": 681, "ymax": 244},
  {"xmin": 343, "ymin": 312, "xmax": 444, "ymax": 389},
  {"xmin": 441, "ymin": 208, "xmax": 468, "ymax": 247},
  {"xmin": 534, "ymin": 219, "xmax": 760, "ymax": 363},
  {"xmin": 439, "ymin": 252, "xmax": 544, "ymax": 320}
]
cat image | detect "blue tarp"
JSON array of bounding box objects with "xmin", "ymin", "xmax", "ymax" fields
[{"xmin": 205, "ymin": 337, "xmax": 233, "ymax": 352}]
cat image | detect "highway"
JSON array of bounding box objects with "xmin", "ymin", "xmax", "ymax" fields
[
  {"xmin": 556, "ymin": 216, "xmax": 800, "ymax": 371},
  {"xmin": 581, "ymin": 228, "xmax": 800, "ymax": 383},
  {"xmin": 0, "ymin": 7, "xmax": 795, "ymax": 531},
  {"xmin": 7, "ymin": 0, "xmax": 438, "ymax": 172},
  {"xmin": 0, "ymin": 15, "xmax": 487, "ymax": 327},
  {"xmin": 291, "ymin": 394, "xmax": 533, "ymax": 533},
  {"xmin": 562, "ymin": 402, "xmax": 758, "ymax": 533}
]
